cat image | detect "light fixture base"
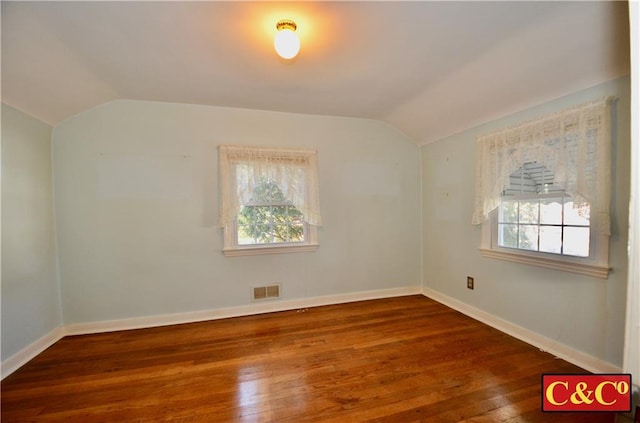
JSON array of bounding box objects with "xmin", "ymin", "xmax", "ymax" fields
[{"xmin": 276, "ymin": 19, "xmax": 297, "ymax": 32}]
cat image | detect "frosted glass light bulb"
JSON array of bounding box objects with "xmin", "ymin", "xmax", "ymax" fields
[{"xmin": 274, "ymin": 27, "xmax": 300, "ymax": 59}]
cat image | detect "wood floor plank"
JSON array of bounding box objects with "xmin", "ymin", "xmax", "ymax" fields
[{"xmin": 1, "ymin": 295, "xmax": 615, "ymax": 422}]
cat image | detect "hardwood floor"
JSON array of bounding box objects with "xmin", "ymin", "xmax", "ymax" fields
[{"xmin": 1, "ymin": 295, "xmax": 615, "ymax": 422}]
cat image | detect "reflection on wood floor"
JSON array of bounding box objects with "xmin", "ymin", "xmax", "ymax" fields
[{"xmin": 1, "ymin": 295, "xmax": 615, "ymax": 422}]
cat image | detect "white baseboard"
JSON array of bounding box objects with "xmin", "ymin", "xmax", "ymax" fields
[
  {"xmin": 8, "ymin": 287, "xmax": 612, "ymax": 380},
  {"xmin": 64, "ymin": 286, "xmax": 421, "ymax": 336},
  {"xmin": 1, "ymin": 326, "xmax": 66, "ymax": 380},
  {"xmin": 2, "ymin": 286, "xmax": 421, "ymax": 379},
  {"xmin": 422, "ymin": 287, "xmax": 621, "ymax": 374}
]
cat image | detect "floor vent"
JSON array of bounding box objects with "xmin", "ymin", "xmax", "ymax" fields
[{"xmin": 253, "ymin": 284, "xmax": 281, "ymax": 301}]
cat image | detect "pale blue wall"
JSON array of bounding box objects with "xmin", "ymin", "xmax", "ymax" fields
[
  {"xmin": 52, "ymin": 100, "xmax": 422, "ymax": 324},
  {"xmin": 5, "ymin": 77, "xmax": 629, "ymax": 369},
  {"xmin": 1, "ymin": 104, "xmax": 62, "ymax": 361},
  {"xmin": 421, "ymin": 76, "xmax": 630, "ymax": 367}
]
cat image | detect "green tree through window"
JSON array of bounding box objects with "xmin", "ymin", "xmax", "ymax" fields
[{"xmin": 237, "ymin": 178, "xmax": 305, "ymax": 245}]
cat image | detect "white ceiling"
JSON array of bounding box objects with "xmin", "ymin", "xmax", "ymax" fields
[{"xmin": 1, "ymin": 1, "xmax": 630, "ymax": 145}]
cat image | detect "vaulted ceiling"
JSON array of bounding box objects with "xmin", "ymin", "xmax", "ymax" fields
[{"xmin": 1, "ymin": 1, "xmax": 630, "ymax": 145}]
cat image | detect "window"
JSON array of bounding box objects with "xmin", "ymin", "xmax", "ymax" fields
[
  {"xmin": 474, "ymin": 98, "xmax": 614, "ymax": 278},
  {"xmin": 237, "ymin": 178, "xmax": 306, "ymax": 245},
  {"xmin": 496, "ymin": 162, "xmax": 591, "ymax": 258},
  {"xmin": 498, "ymin": 195, "xmax": 590, "ymax": 257},
  {"xmin": 218, "ymin": 145, "xmax": 321, "ymax": 256}
]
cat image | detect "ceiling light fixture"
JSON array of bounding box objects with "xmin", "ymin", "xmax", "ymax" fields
[{"xmin": 274, "ymin": 19, "xmax": 300, "ymax": 60}]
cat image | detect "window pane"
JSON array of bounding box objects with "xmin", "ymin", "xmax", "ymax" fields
[
  {"xmin": 518, "ymin": 225, "xmax": 538, "ymax": 251},
  {"xmin": 257, "ymin": 224, "xmax": 273, "ymax": 243},
  {"xmin": 518, "ymin": 200, "xmax": 539, "ymax": 224},
  {"xmin": 238, "ymin": 225, "xmax": 258, "ymax": 245},
  {"xmin": 498, "ymin": 224, "xmax": 518, "ymax": 248},
  {"xmin": 499, "ymin": 200, "xmax": 518, "ymax": 223},
  {"xmin": 289, "ymin": 223, "xmax": 304, "ymax": 242},
  {"xmin": 271, "ymin": 206, "xmax": 288, "ymax": 223},
  {"xmin": 240, "ymin": 206, "xmax": 272, "ymax": 223},
  {"xmin": 540, "ymin": 199, "xmax": 563, "ymax": 225},
  {"xmin": 564, "ymin": 201, "xmax": 590, "ymax": 226},
  {"xmin": 272, "ymin": 225, "xmax": 291, "ymax": 243},
  {"xmin": 563, "ymin": 227, "xmax": 590, "ymax": 257},
  {"xmin": 490, "ymin": 162, "xmax": 597, "ymax": 263},
  {"xmin": 236, "ymin": 176, "xmax": 311, "ymax": 246},
  {"xmin": 539, "ymin": 226, "xmax": 562, "ymax": 254}
]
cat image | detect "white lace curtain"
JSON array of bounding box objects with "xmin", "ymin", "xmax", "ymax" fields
[
  {"xmin": 218, "ymin": 145, "xmax": 322, "ymax": 228},
  {"xmin": 472, "ymin": 97, "xmax": 614, "ymax": 235}
]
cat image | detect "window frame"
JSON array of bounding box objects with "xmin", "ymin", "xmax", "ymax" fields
[
  {"xmin": 496, "ymin": 193, "xmax": 591, "ymax": 257},
  {"xmin": 479, "ymin": 198, "xmax": 610, "ymax": 278},
  {"xmin": 226, "ymin": 198, "xmax": 318, "ymax": 256},
  {"xmin": 219, "ymin": 145, "xmax": 321, "ymax": 257},
  {"xmin": 223, "ymin": 220, "xmax": 318, "ymax": 257}
]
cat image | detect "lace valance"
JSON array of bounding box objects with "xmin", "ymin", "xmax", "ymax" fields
[
  {"xmin": 218, "ymin": 145, "xmax": 322, "ymax": 228},
  {"xmin": 472, "ymin": 97, "xmax": 614, "ymax": 235}
]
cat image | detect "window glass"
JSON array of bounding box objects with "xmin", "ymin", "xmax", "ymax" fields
[
  {"xmin": 496, "ymin": 162, "xmax": 591, "ymax": 258},
  {"xmin": 518, "ymin": 225, "xmax": 539, "ymax": 251},
  {"xmin": 540, "ymin": 199, "xmax": 562, "ymax": 225},
  {"xmin": 563, "ymin": 227, "xmax": 590, "ymax": 257},
  {"xmin": 237, "ymin": 178, "xmax": 306, "ymax": 245},
  {"xmin": 498, "ymin": 196, "xmax": 590, "ymax": 257},
  {"xmin": 499, "ymin": 200, "xmax": 518, "ymax": 223},
  {"xmin": 518, "ymin": 200, "xmax": 538, "ymax": 224},
  {"xmin": 498, "ymin": 223, "xmax": 518, "ymax": 249},
  {"xmin": 539, "ymin": 226, "xmax": 562, "ymax": 254},
  {"xmin": 564, "ymin": 201, "xmax": 590, "ymax": 226}
]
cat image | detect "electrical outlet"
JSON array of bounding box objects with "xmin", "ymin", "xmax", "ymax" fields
[{"xmin": 467, "ymin": 276, "xmax": 474, "ymax": 290}]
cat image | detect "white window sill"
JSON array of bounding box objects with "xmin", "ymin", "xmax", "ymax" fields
[
  {"xmin": 479, "ymin": 247, "xmax": 610, "ymax": 279},
  {"xmin": 223, "ymin": 243, "xmax": 319, "ymax": 257}
]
